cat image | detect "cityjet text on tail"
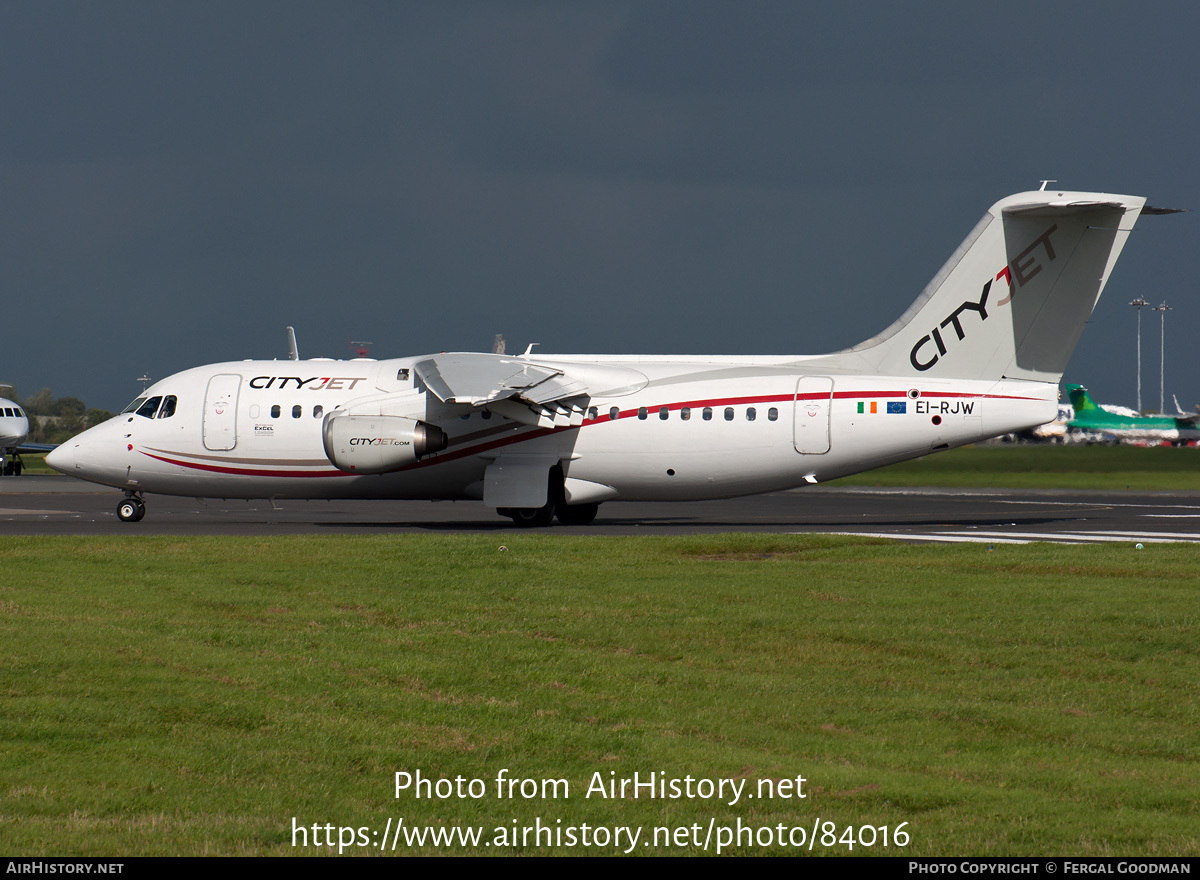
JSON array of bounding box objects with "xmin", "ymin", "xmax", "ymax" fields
[{"xmin": 48, "ymin": 189, "xmax": 1166, "ymax": 526}]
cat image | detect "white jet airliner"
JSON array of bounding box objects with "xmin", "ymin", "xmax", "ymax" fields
[
  {"xmin": 0, "ymin": 394, "xmax": 54, "ymax": 476},
  {"xmin": 48, "ymin": 189, "xmax": 1160, "ymax": 525}
]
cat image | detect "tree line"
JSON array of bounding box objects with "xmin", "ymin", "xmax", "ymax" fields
[{"xmin": 10, "ymin": 389, "xmax": 115, "ymax": 445}]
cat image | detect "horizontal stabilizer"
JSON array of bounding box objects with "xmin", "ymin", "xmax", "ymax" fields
[{"xmin": 1002, "ymin": 199, "xmax": 1126, "ymax": 216}]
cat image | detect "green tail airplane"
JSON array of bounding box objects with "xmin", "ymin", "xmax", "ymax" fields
[{"xmin": 1065, "ymin": 384, "xmax": 1200, "ymax": 444}]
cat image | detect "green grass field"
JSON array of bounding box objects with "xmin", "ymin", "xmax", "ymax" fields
[{"xmin": 2, "ymin": 534, "xmax": 1197, "ymax": 856}]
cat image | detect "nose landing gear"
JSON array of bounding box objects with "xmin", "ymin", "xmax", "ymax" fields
[{"xmin": 117, "ymin": 492, "xmax": 146, "ymax": 523}]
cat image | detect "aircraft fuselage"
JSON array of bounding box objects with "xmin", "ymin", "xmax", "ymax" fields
[{"xmin": 50, "ymin": 356, "xmax": 1054, "ymax": 502}]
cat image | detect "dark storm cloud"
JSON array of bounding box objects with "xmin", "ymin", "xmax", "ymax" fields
[{"xmin": 0, "ymin": 1, "xmax": 1195, "ymax": 412}]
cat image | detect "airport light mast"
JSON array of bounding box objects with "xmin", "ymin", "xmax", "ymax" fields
[
  {"xmin": 1154, "ymin": 302, "xmax": 1171, "ymax": 414},
  {"xmin": 1130, "ymin": 297, "xmax": 1149, "ymax": 413}
]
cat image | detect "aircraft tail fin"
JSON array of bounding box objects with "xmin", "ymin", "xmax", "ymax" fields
[
  {"xmin": 815, "ymin": 190, "xmax": 1148, "ymax": 383},
  {"xmin": 1066, "ymin": 383, "xmax": 1099, "ymax": 414}
]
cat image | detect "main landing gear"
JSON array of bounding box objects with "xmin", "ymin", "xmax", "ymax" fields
[
  {"xmin": 117, "ymin": 492, "xmax": 146, "ymax": 523},
  {"xmin": 498, "ymin": 501, "xmax": 599, "ymax": 528},
  {"xmin": 497, "ymin": 466, "xmax": 601, "ymax": 528}
]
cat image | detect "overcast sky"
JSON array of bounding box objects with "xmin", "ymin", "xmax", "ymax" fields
[{"xmin": 2, "ymin": 1, "xmax": 1196, "ymax": 411}]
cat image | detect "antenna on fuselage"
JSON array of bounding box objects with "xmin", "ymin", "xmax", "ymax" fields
[
  {"xmin": 137, "ymin": 374, "xmax": 152, "ymax": 392},
  {"xmin": 286, "ymin": 326, "xmax": 300, "ymax": 360}
]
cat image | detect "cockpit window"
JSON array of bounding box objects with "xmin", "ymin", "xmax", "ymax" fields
[
  {"xmin": 157, "ymin": 396, "xmax": 177, "ymax": 419},
  {"xmin": 122, "ymin": 397, "xmax": 147, "ymax": 414},
  {"xmin": 135, "ymin": 396, "xmax": 163, "ymax": 419}
]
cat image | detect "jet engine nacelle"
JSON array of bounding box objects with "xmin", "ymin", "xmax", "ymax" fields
[{"xmin": 322, "ymin": 413, "xmax": 448, "ymax": 474}]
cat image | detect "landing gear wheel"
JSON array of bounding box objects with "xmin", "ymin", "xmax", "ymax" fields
[
  {"xmin": 506, "ymin": 503, "xmax": 555, "ymax": 528},
  {"xmin": 555, "ymin": 502, "xmax": 599, "ymax": 526},
  {"xmin": 117, "ymin": 498, "xmax": 146, "ymax": 523}
]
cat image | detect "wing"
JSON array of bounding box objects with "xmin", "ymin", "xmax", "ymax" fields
[
  {"xmin": 413, "ymin": 353, "xmax": 645, "ymax": 428},
  {"xmin": 414, "ymin": 353, "xmax": 588, "ymax": 407},
  {"xmin": 17, "ymin": 442, "xmax": 57, "ymax": 453}
]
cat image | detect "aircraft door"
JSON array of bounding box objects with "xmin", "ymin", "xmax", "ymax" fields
[
  {"xmin": 794, "ymin": 376, "xmax": 833, "ymax": 454},
  {"xmin": 203, "ymin": 373, "xmax": 241, "ymax": 451}
]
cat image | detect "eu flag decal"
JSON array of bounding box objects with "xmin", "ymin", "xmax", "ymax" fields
[{"xmin": 887, "ymin": 401, "xmax": 906, "ymax": 414}]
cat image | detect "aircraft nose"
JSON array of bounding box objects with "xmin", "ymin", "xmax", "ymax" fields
[
  {"xmin": 44, "ymin": 444, "xmax": 73, "ymax": 474},
  {"xmin": 45, "ymin": 431, "xmax": 127, "ymax": 486}
]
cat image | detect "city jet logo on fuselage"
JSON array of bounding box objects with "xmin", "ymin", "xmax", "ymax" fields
[
  {"xmin": 909, "ymin": 224, "xmax": 1058, "ymax": 372},
  {"xmin": 249, "ymin": 376, "xmax": 368, "ymax": 390},
  {"xmin": 349, "ymin": 438, "xmax": 410, "ymax": 446}
]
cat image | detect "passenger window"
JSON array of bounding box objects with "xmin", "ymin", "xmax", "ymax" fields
[
  {"xmin": 724, "ymin": 407, "xmax": 734, "ymax": 421},
  {"xmin": 313, "ymin": 406, "xmax": 323, "ymax": 418},
  {"xmin": 609, "ymin": 407, "xmax": 619, "ymax": 420},
  {"xmin": 768, "ymin": 407, "xmax": 779, "ymax": 421},
  {"xmin": 271, "ymin": 405, "xmax": 281, "ymax": 419},
  {"xmin": 746, "ymin": 407, "xmax": 756, "ymax": 421},
  {"xmin": 703, "ymin": 407, "xmax": 713, "ymax": 421},
  {"xmin": 249, "ymin": 405, "xmax": 260, "ymax": 419},
  {"xmin": 292, "ymin": 405, "xmax": 302, "ymax": 419},
  {"xmin": 659, "ymin": 407, "xmax": 669, "ymax": 420},
  {"xmin": 680, "ymin": 407, "xmax": 691, "ymax": 421},
  {"xmin": 482, "ymin": 411, "xmax": 491, "ymax": 420},
  {"xmin": 638, "ymin": 407, "xmax": 647, "ymax": 420},
  {"xmin": 123, "ymin": 397, "xmax": 147, "ymax": 415},
  {"xmin": 157, "ymin": 396, "xmax": 177, "ymax": 419},
  {"xmin": 587, "ymin": 407, "xmax": 597, "ymax": 421},
  {"xmin": 136, "ymin": 397, "xmax": 163, "ymax": 419}
]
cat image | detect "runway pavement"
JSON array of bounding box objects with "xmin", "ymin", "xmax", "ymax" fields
[{"xmin": 3, "ymin": 475, "xmax": 1200, "ymax": 542}]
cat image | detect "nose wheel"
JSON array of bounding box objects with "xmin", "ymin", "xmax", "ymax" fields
[{"xmin": 117, "ymin": 494, "xmax": 146, "ymax": 523}]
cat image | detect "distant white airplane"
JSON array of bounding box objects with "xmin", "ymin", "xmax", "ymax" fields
[
  {"xmin": 48, "ymin": 189, "xmax": 1163, "ymax": 524},
  {"xmin": 0, "ymin": 394, "xmax": 54, "ymax": 476}
]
